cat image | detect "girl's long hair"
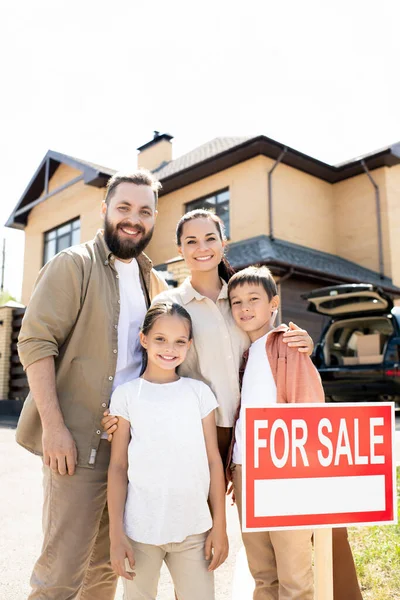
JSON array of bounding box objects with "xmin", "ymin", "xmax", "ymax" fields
[
  {"xmin": 140, "ymin": 301, "xmax": 193, "ymax": 375},
  {"xmin": 175, "ymin": 209, "xmax": 235, "ymax": 283}
]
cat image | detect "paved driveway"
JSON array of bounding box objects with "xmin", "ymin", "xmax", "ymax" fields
[
  {"xmin": 0, "ymin": 417, "xmax": 247, "ymax": 600},
  {"xmin": 2, "ymin": 413, "xmax": 399, "ymax": 599}
]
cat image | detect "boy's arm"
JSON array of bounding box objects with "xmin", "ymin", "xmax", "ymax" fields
[
  {"xmin": 107, "ymin": 417, "xmax": 135, "ymax": 580},
  {"xmin": 202, "ymin": 410, "xmax": 229, "ymax": 571},
  {"xmin": 286, "ymin": 344, "xmax": 325, "ymax": 404}
]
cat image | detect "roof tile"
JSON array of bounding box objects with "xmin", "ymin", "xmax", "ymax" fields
[{"xmin": 226, "ymin": 236, "xmax": 400, "ymax": 292}]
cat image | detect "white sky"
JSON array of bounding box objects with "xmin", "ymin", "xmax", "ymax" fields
[{"xmin": 1, "ymin": 0, "xmax": 399, "ymax": 300}]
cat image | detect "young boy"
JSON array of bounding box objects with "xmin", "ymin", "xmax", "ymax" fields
[{"xmin": 227, "ymin": 265, "xmax": 325, "ymax": 600}]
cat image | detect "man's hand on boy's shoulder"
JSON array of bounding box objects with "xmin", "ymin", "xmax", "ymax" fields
[
  {"xmin": 101, "ymin": 410, "xmax": 119, "ymax": 441},
  {"xmin": 282, "ymin": 322, "xmax": 314, "ymax": 356}
]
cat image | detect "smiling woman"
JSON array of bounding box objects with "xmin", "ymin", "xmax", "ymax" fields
[{"xmin": 152, "ymin": 209, "xmax": 313, "ymax": 465}]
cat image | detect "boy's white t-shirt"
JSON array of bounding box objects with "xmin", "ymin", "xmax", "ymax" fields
[
  {"xmin": 113, "ymin": 258, "xmax": 147, "ymax": 390},
  {"xmin": 232, "ymin": 331, "xmax": 277, "ymax": 465},
  {"xmin": 109, "ymin": 376, "xmax": 218, "ymax": 545}
]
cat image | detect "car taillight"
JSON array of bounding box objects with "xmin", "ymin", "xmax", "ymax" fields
[{"xmin": 385, "ymin": 368, "xmax": 400, "ymax": 377}]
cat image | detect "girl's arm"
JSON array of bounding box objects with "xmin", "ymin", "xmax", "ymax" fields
[
  {"xmin": 107, "ymin": 417, "xmax": 135, "ymax": 580},
  {"xmin": 202, "ymin": 410, "xmax": 229, "ymax": 571}
]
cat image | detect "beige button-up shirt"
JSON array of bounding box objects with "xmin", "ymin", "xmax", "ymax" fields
[
  {"xmin": 153, "ymin": 278, "xmax": 250, "ymax": 427},
  {"xmin": 16, "ymin": 230, "xmax": 167, "ymax": 467}
]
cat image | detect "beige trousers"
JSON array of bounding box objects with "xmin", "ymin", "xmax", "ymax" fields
[
  {"xmin": 28, "ymin": 440, "xmax": 117, "ymax": 600},
  {"xmin": 232, "ymin": 464, "xmax": 314, "ymax": 600},
  {"xmin": 122, "ymin": 532, "xmax": 214, "ymax": 600}
]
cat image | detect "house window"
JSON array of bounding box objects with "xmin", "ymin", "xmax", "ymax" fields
[
  {"xmin": 185, "ymin": 189, "xmax": 230, "ymax": 237},
  {"xmin": 43, "ymin": 218, "xmax": 80, "ymax": 264}
]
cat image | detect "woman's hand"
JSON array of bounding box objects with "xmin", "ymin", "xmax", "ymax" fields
[
  {"xmin": 205, "ymin": 525, "xmax": 229, "ymax": 571},
  {"xmin": 282, "ymin": 322, "xmax": 314, "ymax": 355},
  {"xmin": 101, "ymin": 409, "xmax": 119, "ymax": 441},
  {"xmin": 110, "ymin": 533, "xmax": 136, "ymax": 580}
]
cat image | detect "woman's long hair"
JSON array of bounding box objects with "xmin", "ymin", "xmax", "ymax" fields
[{"xmin": 175, "ymin": 209, "xmax": 235, "ymax": 283}]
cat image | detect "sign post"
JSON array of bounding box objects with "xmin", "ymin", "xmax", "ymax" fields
[
  {"xmin": 243, "ymin": 402, "xmax": 396, "ymax": 599},
  {"xmin": 314, "ymin": 528, "xmax": 333, "ymax": 600}
]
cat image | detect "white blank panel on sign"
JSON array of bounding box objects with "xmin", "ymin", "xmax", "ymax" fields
[{"xmin": 254, "ymin": 475, "xmax": 386, "ymax": 517}]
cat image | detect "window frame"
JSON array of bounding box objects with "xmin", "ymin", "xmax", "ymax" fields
[
  {"xmin": 184, "ymin": 188, "xmax": 230, "ymax": 238},
  {"xmin": 42, "ymin": 217, "xmax": 81, "ymax": 265}
]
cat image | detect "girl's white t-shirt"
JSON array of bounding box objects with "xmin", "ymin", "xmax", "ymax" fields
[
  {"xmin": 232, "ymin": 332, "xmax": 277, "ymax": 465},
  {"xmin": 109, "ymin": 376, "xmax": 218, "ymax": 545}
]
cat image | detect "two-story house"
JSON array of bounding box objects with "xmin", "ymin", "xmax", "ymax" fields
[{"xmin": 3, "ymin": 131, "xmax": 400, "ymax": 403}]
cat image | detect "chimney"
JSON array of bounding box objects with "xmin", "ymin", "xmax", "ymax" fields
[{"xmin": 137, "ymin": 131, "xmax": 173, "ymax": 171}]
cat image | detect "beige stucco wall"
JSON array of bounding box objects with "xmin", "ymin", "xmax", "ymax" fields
[
  {"xmin": 384, "ymin": 164, "xmax": 400, "ymax": 287},
  {"xmin": 272, "ymin": 162, "xmax": 336, "ymax": 254},
  {"xmin": 147, "ymin": 155, "xmax": 336, "ymax": 265},
  {"xmin": 138, "ymin": 139, "xmax": 173, "ymax": 172},
  {"xmin": 333, "ymin": 167, "xmax": 392, "ymax": 278},
  {"xmin": 21, "ymin": 165, "xmax": 104, "ymax": 304},
  {"xmin": 147, "ymin": 156, "xmax": 271, "ymax": 265},
  {"xmin": 167, "ymin": 259, "xmax": 190, "ymax": 285}
]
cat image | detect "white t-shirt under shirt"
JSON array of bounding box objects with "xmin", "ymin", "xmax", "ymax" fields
[
  {"xmin": 232, "ymin": 332, "xmax": 277, "ymax": 465},
  {"xmin": 109, "ymin": 376, "xmax": 219, "ymax": 545},
  {"xmin": 113, "ymin": 258, "xmax": 147, "ymax": 390}
]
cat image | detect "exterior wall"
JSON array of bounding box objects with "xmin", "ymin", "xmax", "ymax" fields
[
  {"xmin": 48, "ymin": 163, "xmax": 82, "ymax": 193},
  {"xmin": 167, "ymin": 259, "xmax": 190, "ymax": 285},
  {"xmin": 138, "ymin": 140, "xmax": 173, "ymax": 171},
  {"xmin": 384, "ymin": 164, "xmax": 400, "ymax": 288},
  {"xmin": 21, "ymin": 165, "xmax": 104, "ymax": 304},
  {"xmin": 273, "ymin": 162, "xmax": 336, "ymax": 254},
  {"xmin": 147, "ymin": 156, "xmax": 270, "ymax": 265},
  {"xmin": 332, "ymin": 167, "xmax": 392, "ymax": 278},
  {"xmin": 148, "ymin": 156, "xmax": 337, "ymax": 266},
  {"xmin": 0, "ymin": 306, "xmax": 13, "ymax": 399}
]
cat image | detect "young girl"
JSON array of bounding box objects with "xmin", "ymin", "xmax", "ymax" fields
[{"xmin": 107, "ymin": 301, "xmax": 228, "ymax": 600}]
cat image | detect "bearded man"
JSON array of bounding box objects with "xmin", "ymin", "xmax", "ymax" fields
[{"xmin": 16, "ymin": 170, "xmax": 167, "ymax": 600}]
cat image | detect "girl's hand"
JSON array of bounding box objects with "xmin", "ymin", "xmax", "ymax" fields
[
  {"xmin": 110, "ymin": 534, "xmax": 135, "ymax": 580},
  {"xmin": 282, "ymin": 322, "xmax": 314, "ymax": 355},
  {"xmin": 205, "ymin": 526, "xmax": 229, "ymax": 571},
  {"xmin": 101, "ymin": 410, "xmax": 119, "ymax": 441}
]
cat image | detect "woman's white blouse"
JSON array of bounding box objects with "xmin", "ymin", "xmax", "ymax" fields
[{"xmin": 153, "ymin": 278, "xmax": 250, "ymax": 427}]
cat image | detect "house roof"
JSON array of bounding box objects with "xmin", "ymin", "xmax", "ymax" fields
[
  {"xmin": 156, "ymin": 136, "xmax": 400, "ymax": 195},
  {"xmin": 225, "ymin": 235, "xmax": 400, "ymax": 294},
  {"xmin": 6, "ymin": 135, "xmax": 400, "ymax": 229},
  {"xmin": 6, "ymin": 150, "xmax": 116, "ymax": 229},
  {"xmin": 153, "ymin": 136, "xmax": 253, "ymax": 180}
]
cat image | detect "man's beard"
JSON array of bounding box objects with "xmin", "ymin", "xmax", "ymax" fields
[{"xmin": 104, "ymin": 217, "xmax": 154, "ymax": 260}]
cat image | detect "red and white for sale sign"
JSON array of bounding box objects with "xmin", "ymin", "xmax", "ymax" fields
[{"xmin": 242, "ymin": 403, "xmax": 397, "ymax": 531}]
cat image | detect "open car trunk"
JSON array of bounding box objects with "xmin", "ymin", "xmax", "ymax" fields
[
  {"xmin": 303, "ymin": 283, "xmax": 393, "ymax": 318},
  {"xmin": 321, "ymin": 315, "xmax": 394, "ymax": 367}
]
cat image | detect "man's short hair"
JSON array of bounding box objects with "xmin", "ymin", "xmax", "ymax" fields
[
  {"xmin": 228, "ymin": 265, "xmax": 278, "ymax": 302},
  {"xmin": 104, "ymin": 169, "xmax": 162, "ymax": 206}
]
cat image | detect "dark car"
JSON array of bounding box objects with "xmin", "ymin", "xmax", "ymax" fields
[{"xmin": 303, "ymin": 283, "xmax": 400, "ymax": 407}]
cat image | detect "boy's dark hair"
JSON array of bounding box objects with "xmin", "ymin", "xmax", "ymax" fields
[
  {"xmin": 104, "ymin": 169, "xmax": 162, "ymax": 207},
  {"xmin": 228, "ymin": 265, "xmax": 278, "ymax": 302}
]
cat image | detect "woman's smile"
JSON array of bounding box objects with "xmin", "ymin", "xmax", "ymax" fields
[{"xmin": 194, "ymin": 255, "xmax": 214, "ymax": 262}]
